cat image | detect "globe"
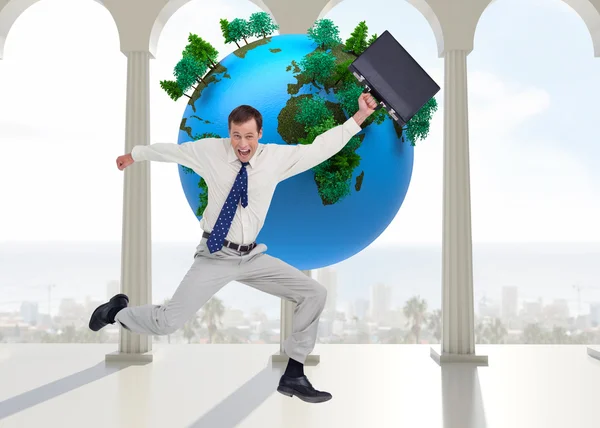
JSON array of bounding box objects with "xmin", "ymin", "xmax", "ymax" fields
[{"xmin": 176, "ymin": 34, "xmax": 414, "ymax": 270}]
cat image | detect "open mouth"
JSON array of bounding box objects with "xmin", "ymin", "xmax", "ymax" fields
[{"xmin": 238, "ymin": 148, "xmax": 251, "ymax": 156}]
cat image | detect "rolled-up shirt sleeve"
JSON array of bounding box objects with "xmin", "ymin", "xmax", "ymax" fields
[
  {"xmin": 131, "ymin": 139, "xmax": 214, "ymax": 176},
  {"xmin": 276, "ymin": 117, "xmax": 362, "ymax": 181}
]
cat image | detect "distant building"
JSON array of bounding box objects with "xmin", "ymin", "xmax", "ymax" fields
[
  {"xmin": 545, "ymin": 299, "xmax": 569, "ymax": 320},
  {"xmin": 20, "ymin": 301, "xmax": 39, "ymax": 325},
  {"xmin": 590, "ymin": 303, "xmax": 600, "ymax": 327},
  {"xmin": 342, "ymin": 301, "xmax": 355, "ymax": 322},
  {"xmin": 502, "ymin": 286, "xmax": 518, "ymax": 322},
  {"xmin": 479, "ymin": 297, "xmax": 500, "ymax": 318},
  {"xmin": 318, "ymin": 318, "xmax": 333, "ymax": 338},
  {"xmin": 521, "ymin": 299, "xmax": 543, "ymax": 323},
  {"xmin": 371, "ymin": 283, "xmax": 391, "ymax": 323},
  {"xmin": 355, "ymin": 298, "xmax": 369, "ymax": 320},
  {"xmin": 318, "ymin": 267, "xmax": 338, "ymax": 315}
]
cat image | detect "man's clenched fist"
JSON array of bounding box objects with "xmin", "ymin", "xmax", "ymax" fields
[
  {"xmin": 116, "ymin": 153, "xmax": 134, "ymax": 170},
  {"xmin": 358, "ymin": 92, "xmax": 378, "ymax": 113}
]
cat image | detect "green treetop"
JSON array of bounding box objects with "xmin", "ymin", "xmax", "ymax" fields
[
  {"xmin": 311, "ymin": 121, "xmax": 362, "ymax": 204},
  {"xmin": 296, "ymin": 116, "xmax": 362, "ymax": 205},
  {"xmin": 336, "ymin": 81, "xmax": 364, "ymax": 116},
  {"xmin": 182, "ymin": 34, "xmax": 218, "ymax": 69},
  {"xmin": 220, "ymin": 18, "xmax": 240, "ymax": 48},
  {"xmin": 174, "ymin": 55, "xmax": 208, "ymax": 93},
  {"xmin": 160, "ymin": 80, "xmax": 188, "ymax": 101},
  {"xmin": 405, "ymin": 97, "xmax": 438, "ymax": 145},
  {"xmin": 249, "ymin": 12, "xmax": 279, "ymax": 38},
  {"xmin": 295, "ymin": 96, "xmax": 333, "ymax": 130},
  {"xmin": 307, "ymin": 18, "xmax": 342, "ymax": 50},
  {"xmin": 333, "ymin": 58, "xmax": 355, "ymax": 87},
  {"xmin": 344, "ymin": 21, "xmax": 369, "ymax": 55},
  {"xmin": 299, "ymin": 51, "xmax": 336, "ymax": 88},
  {"xmin": 367, "ymin": 33, "xmax": 378, "ymax": 47},
  {"xmin": 228, "ymin": 18, "xmax": 252, "ymax": 45}
]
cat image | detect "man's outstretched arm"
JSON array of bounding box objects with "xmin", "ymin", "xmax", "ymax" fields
[
  {"xmin": 116, "ymin": 138, "xmax": 215, "ymax": 175},
  {"xmin": 276, "ymin": 93, "xmax": 378, "ymax": 181}
]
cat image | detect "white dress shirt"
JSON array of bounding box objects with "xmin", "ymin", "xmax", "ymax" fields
[{"xmin": 131, "ymin": 117, "xmax": 362, "ymax": 245}]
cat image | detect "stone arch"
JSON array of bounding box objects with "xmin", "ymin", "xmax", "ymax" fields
[
  {"xmin": 0, "ymin": 0, "xmax": 119, "ymax": 59},
  {"xmin": 148, "ymin": 0, "xmax": 273, "ymax": 58},
  {"xmin": 317, "ymin": 0, "xmax": 445, "ymax": 56},
  {"xmin": 476, "ymin": 0, "xmax": 600, "ymax": 57}
]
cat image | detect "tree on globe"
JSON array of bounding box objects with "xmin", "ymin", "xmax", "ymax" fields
[
  {"xmin": 344, "ymin": 21, "xmax": 370, "ymax": 55},
  {"xmin": 183, "ymin": 33, "xmax": 218, "ymax": 68},
  {"xmin": 228, "ymin": 18, "xmax": 252, "ymax": 46},
  {"xmin": 249, "ymin": 11, "xmax": 279, "ymax": 38},
  {"xmin": 174, "ymin": 55, "xmax": 207, "ymax": 90},
  {"xmin": 220, "ymin": 18, "xmax": 240, "ymax": 49},
  {"xmin": 307, "ymin": 18, "xmax": 342, "ymax": 50},
  {"xmin": 299, "ymin": 51, "xmax": 336, "ymax": 88}
]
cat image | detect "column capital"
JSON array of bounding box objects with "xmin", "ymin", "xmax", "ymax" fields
[
  {"xmin": 261, "ymin": 0, "xmax": 329, "ymax": 34},
  {"xmin": 440, "ymin": 47, "xmax": 473, "ymax": 57},
  {"xmin": 121, "ymin": 49, "xmax": 154, "ymax": 59}
]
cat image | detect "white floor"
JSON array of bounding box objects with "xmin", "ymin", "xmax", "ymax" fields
[{"xmin": 0, "ymin": 344, "xmax": 599, "ymax": 428}]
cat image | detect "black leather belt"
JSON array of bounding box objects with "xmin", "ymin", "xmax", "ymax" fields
[{"xmin": 202, "ymin": 231, "xmax": 257, "ymax": 252}]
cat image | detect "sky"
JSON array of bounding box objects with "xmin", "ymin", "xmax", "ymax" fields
[{"xmin": 0, "ymin": 0, "xmax": 599, "ymax": 245}]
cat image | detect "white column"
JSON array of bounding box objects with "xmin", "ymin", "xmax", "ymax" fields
[
  {"xmin": 272, "ymin": 270, "xmax": 320, "ymax": 365},
  {"xmin": 106, "ymin": 51, "xmax": 153, "ymax": 363},
  {"xmin": 430, "ymin": 50, "xmax": 487, "ymax": 365},
  {"xmin": 587, "ymin": 53, "xmax": 600, "ymax": 361}
]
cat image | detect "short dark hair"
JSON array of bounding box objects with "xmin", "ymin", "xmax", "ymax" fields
[{"xmin": 228, "ymin": 105, "xmax": 262, "ymax": 132}]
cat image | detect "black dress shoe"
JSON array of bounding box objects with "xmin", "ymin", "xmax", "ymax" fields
[
  {"xmin": 277, "ymin": 374, "xmax": 332, "ymax": 403},
  {"xmin": 89, "ymin": 293, "xmax": 129, "ymax": 331}
]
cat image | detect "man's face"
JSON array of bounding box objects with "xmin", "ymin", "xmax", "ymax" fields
[{"xmin": 229, "ymin": 118, "xmax": 262, "ymax": 163}]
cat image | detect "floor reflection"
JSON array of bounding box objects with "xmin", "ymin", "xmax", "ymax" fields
[{"xmin": 442, "ymin": 364, "xmax": 487, "ymax": 428}]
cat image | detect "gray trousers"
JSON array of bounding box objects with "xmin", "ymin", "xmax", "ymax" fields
[{"xmin": 114, "ymin": 238, "xmax": 327, "ymax": 364}]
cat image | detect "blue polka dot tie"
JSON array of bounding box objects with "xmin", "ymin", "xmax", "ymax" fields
[{"xmin": 207, "ymin": 162, "xmax": 249, "ymax": 253}]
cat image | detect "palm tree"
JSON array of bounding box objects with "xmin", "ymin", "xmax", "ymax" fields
[
  {"xmin": 199, "ymin": 296, "xmax": 225, "ymax": 343},
  {"xmin": 486, "ymin": 318, "xmax": 508, "ymax": 343},
  {"xmin": 183, "ymin": 314, "xmax": 200, "ymax": 344},
  {"xmin": 427, "ymin": 309, "xmax": 442, "ymax": 343},
  {"xmin": 403, "ymin": 296, "xmax": 428, "ymax": 344}
]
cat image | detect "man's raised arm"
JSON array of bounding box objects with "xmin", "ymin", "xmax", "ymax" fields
[
  {"xmin": 276, "ymin": 93, "xmax": 378, "ymax": 181},
  {"xmin": 116, "ymin": 138, "xmax": 214, "ymax": 175}
]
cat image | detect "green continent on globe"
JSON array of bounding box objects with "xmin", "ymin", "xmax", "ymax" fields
[{"xmin": 276, "ymin": 40, "xmax": 384, "ymax": 205}]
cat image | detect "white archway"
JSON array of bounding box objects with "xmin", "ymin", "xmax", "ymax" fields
[
  {"xmin": 318, "ymin": 0, "xmax": 444, "ymax": 55},
  {"xmin": 475, "ymin": 0, "xmax": 600, "ymax": 57},
  {"xmin": 0, "ymin": 0, "xmax": 119, "ymax": 59}
]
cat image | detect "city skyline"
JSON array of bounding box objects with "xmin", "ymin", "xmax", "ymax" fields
[{"xmin": 2, "ymin": 241, "xmax": 600, "ymax": 316}]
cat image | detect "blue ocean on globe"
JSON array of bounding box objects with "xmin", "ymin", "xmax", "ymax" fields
[{"xmin": 177, "ymin": 34, "xmax": 414, "ymax": 270}]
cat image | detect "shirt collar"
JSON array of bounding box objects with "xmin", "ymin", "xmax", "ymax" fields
[{"xmin": 226, "ymin": 139, "xmax": 262, "ymax": 168}]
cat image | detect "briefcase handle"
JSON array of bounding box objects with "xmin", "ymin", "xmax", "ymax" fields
[{"xmin": 362, "ymin": 86, "xmax": 384, "ymax": 111}]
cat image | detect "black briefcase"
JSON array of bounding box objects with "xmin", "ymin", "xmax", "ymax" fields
[{"xmin": 348, "ymin": 30, "xmax": 440, "ymax": 126}]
